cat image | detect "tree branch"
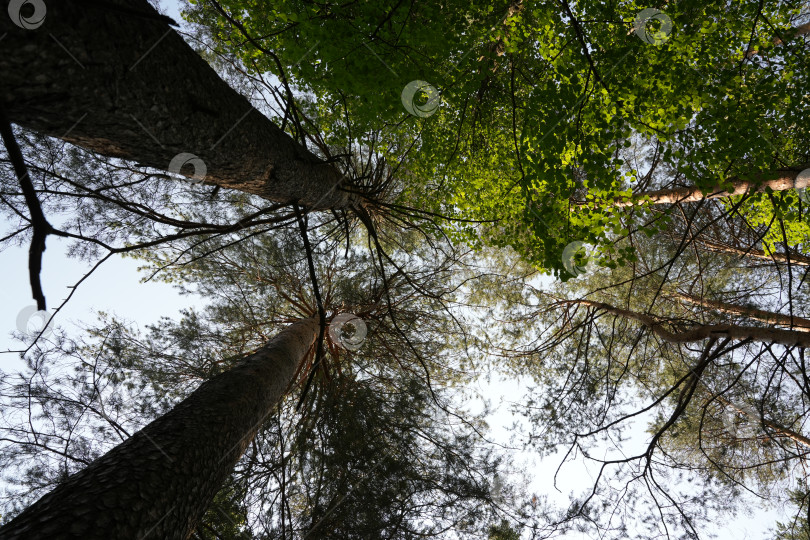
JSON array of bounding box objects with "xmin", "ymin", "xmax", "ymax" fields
[{"xmin": 0, "ymin": 107, "xmax": 54, "ymax": 310}]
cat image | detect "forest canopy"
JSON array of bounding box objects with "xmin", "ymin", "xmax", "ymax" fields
[{"xmin": 0, "ymin": 0, "xmax": 809, "ymax": 538}]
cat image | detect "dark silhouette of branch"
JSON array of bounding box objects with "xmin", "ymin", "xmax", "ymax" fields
[
  {"xmin": 559, "ymin": 0, "xmax": 608, "ymax": 92},
  {"xmin": 294, "ymin": 204, "xmax": 327, "ymax": 410},
  {"xmin": 0, "ymin": 106, "xmax": 56, "ymax": 310}
]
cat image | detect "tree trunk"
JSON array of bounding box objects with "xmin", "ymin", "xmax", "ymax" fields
[
  {"xmin": 0, "ymin": 1, "xmax": 353, "ymax": 210},
  {"xmin": 671, "ymin": 292, "xmax": 810, "ymax": 331},
  {"xmin": 568, "ymin": 299, "xmax": 810, "ymax": 347},
  {"xmin": 697, "ymin": 239, "xmax": 810, "ymax": 266},
  {"xmin": 610, "ymin": 167, "xmax": 810, "ymax": 207},
  {"xmin": 0, "ymin": 318, "xmax": 318, "ymax": 540},
  {"xmin": 717, "ymin": 395, "xmax": 810, "ymax": 449}
]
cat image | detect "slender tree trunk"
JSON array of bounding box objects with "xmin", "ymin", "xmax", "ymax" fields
[
  {"xmin": 671, "ymin": 292, "xmax": 810, "ymax": 331},
  {"xmin": 697, "ymin": 239, "xmax": 810, "ymax": 266},
  {"xmin": 0, "ymin": 318, "xmax": 318, "ymax": 540},
  {"xmin": 567, "ymin": 299, "xmax": 810, "ymax": 347},
  {"xmin": 610, "ymin": 167, "xmax": 810, "ymax": 207},
  {"xmin": 0, "ymin": 1, "xmax": 353, "ymax": 210},
  {"xmin": 717, "ymin": 395, "xmax": 810, "ymax": 449}
]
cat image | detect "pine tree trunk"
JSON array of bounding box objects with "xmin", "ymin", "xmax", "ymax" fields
[
  {"xmin": 0, "ymin": 318, "xmax": 318, "ymax": 540},
  {"xmin": 569, "ymin": 299, "xmax": 810, "ymax": 347},
  {"xmin": 717, "ymin": 395, "xmax": 810, "ymax": 448},
  {"xmin": 0, "ymin": 1, "xmax": 353, "ymax": 210},
  {"xmin": 671, "ymin": 292, "xmax": 810, "ymax": 331},
  {"xmin": 611, "ymin": 167, "xmax": 810, "ymax": 207},
  {"xmin": 697, "ymin": 239, "xmax": 810, "ymax": 266}
]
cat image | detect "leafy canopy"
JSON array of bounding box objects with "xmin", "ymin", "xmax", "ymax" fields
[{"xmin": 186, "ymin": 0, "xmax": 810, "ymax": 277}]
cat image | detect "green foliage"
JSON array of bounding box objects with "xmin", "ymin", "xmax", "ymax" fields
[
  {"xmin": 185, "ymin": 0, "xmax": 810, "ymax": 278},
  {"xmin": 287, "ymin": 374, "xmax": 502, "ymax": 538},
  {"xmin": 488, "ymin": 519, "xmax": 521, "ymax": 540},
  {"xmin": 773, "ymin": 490, "xmax": 810, "ymax": 540},
  {"xmin": 729, "ymin": 190, "xmax": 810, "ymax": 254},
  {"xmin": 197, "ymin": 483, "xmax": 250, "ymax": 539}
]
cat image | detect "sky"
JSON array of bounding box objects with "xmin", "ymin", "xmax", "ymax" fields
[
  {"xmin": 0, "ymin": 0, "xmax": 795, "ymax": 538},
  {"xmin": 0, "ymin": 241, "xmax": 191, "ymax": 373}
]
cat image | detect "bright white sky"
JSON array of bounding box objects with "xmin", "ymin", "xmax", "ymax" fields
[{"xmin": 0, "ymin": 1, "xmax": 791, "ymax": 538}]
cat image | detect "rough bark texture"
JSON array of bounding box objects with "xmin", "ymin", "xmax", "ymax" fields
[
  {"xmin": 612, "ymin": 167, "xmax": 810, "ymax": 206},
  {"xmin": 672, "ymin": 292, "xmax": 810, "ymax": 331},
  {"xmin": 698, "ymin": 239, "xmax": 810, "ymax": 266},
  {"xmin": 571, "ymin": 299, "xmax": 810, "ymax": 347},
  {"xmin": 0, "ymin": 0, "xmax": 353, "ymax": 209},
  {"xmin": 0, "ymin": 318, "xmax": 318, "ymax": 540}
]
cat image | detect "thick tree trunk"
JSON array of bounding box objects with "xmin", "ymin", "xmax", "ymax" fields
[
  {"xmin": 697, "ymin": 239, "xmax": 810, "ymax": 266},
  {"xmin": 0, "ymin": 1, "xmax": 353, "ymax": 209},
  {"xmin": 671, "ymin": 292, "xmax": 810, "ymax": 331},
  {"xmin": 0, "ymin": 318, "xmax": 318, "ymax": 540},
  {"xmin": 611, "ymin": 167, "xmax": 810, "ymax": 206},
  {"xmin": 568, "ymin": 299, "xmax": 810, "ymax": 347}
]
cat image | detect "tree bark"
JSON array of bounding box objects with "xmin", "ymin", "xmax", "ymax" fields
[
  {"xmin": 610, "ymin": 167, "xmax": 810, "ymax": 207},
  {"xmin": 0, "ymin": 0, "xmax": 354, "ymax": 210},
  {"xmin": 0, "ymin": 317, "xmax": 319, "ymax": 540},
  {"xmin": 568, "ymin": 299, "xmax": 810, "ymax": 347},
  {"xmin": 697, "ymin": 239, "xmax": 810, "ymax": 266},
  {"xmin": 671, "ymin": 292, "xmax": 810, "ymax": 332}
]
